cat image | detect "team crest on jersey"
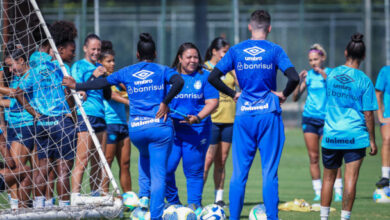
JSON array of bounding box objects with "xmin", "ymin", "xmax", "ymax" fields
[
  {"xmin": 243, "ymin": 46, "xmax": 265, "ymax": 56},
  {"xmin": 334, "ymin": 74, "xmax": 354, "ymax": 84},
  {"xmin": 194, "ymin": 80, "xmax": 202, "ymax": 90},
  {"xmin": 132, "ymin": 70, "xmax": 154, "ymax": 80}
]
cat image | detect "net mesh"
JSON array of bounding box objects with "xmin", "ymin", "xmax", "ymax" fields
[{"xmin": 0, "ymin": 0, "xmax": 121, "ymax": 218}]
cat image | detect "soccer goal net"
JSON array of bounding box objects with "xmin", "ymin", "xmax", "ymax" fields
[{"xmin": 0, "ymin": 0, "xmax": 122, "ymax": 218}]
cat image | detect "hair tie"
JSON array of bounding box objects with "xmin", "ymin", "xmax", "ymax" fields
[{"xmin": 309, "ymin": 49, "xmax": 324, "ymax": 56}]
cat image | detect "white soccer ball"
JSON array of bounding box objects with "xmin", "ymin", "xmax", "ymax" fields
[
  {"xmin": 130, "ymin": 207, "xmax": 151, "ymax": 220},
  {"xmin": 123, "ymin": 191, "xmax": 139, "ymax": 211},
  {"xmin": 173, "ymin": 207, "xmax": 197, "ymax": 220},
  {"xmin": 163, "ymin": 204, "xmax": 183, "ymax": 220},
  {"xmin": 248, "ymin": 204, "xmax": 267, "ymax": 220},
  {"xmin": 199, "ymin": 204, "xmax": 226, "ymax": 220},
  {"xmin": 373, "ymin": 187, "xmax": 390, "ymax": 203}
]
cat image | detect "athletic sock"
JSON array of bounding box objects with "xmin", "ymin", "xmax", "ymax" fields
[
  {"xmin": 334, "ymin": 178, "xmax": 343, "ymax": 195},
  {"xmin": 59, "ymin": 200, "xmax": 70, "ymax": 207},
  {"xmin": 215, "ymin": 189, "xmax": 224, "ymax": 202},
  {"xmin": 45, "ymin": 198, "xmax": 54, "ymax": 207},
  {"xmin": 313, "ymin": 179, "xmax": 322, "ymax": 195},
  {"xmin": 33, "ymin": 196, "xmax": 45, "ymax": 208},
  {"xmin": 382, "ymin": 167, "xmax": 390, "ymax": 179},
  {"xmin": 10, "ymin": 198, "xmax": 18, "ymax": 209},
  {"xmin": 341, "ymin": 210, "xmax": 351, "ymax": 220},
  {"xmin": 320, "ymin": 206, "xmax": 330, "ymax": 220}
]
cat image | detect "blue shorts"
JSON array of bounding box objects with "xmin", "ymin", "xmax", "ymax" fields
[
  {"xmin": 106, "ymin": 124, "xmax": 129, "ymax": 144},
  {"xmin": 322, "ymin": 147, "xmax": 366, "ymax": 169},
  {"xmin": 210, "ymin": 123, "xmax": 233, "ymax": 145},
  {"xmin": 7, "ymin": 126, "xmax": 35, "ymax": 151},
  {"xmin": 77, "ymin": 115, "xmax": 106, "ymax": 133},
  {"xmin": 302, "ymin": 116, "xmax": 324, "ymax": 136},
  {"xmin": 0, "ymin": 174, "xmax": 5, "ymax": 192},
  {"xmin": 36, "ymin": 115, "xmax": 77, "ymax": 160}
]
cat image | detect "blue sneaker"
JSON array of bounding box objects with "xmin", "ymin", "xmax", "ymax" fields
[
  {"xmin": 139, "ymin": 197, "xmax": 149, "ymax": 209},
  {"xmin": 334, "ymin": 192, "xmax": 342, "ymax": 202},
  {"xmin": 313, "ymin": 194, "xmax": 321, "ymax": 201},
  {"xmin": 187, "ymin": 204, "xmax": 202, "ymax": 217}
]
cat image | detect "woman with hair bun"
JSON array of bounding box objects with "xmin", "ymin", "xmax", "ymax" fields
[
  {"xmin": 293, "ymin": 43, "xmax": 343, "ymax": 202},
  {"xmin": 98, "ymin": 40, "xmax": 132, "ymax": 194},
  {"xmin": 320, "ymin": 33, "xmax": 378, "ymax": 220},
  {"xmin": 63, "ymin": 33, "xmax": 184, "ymax": 220}
]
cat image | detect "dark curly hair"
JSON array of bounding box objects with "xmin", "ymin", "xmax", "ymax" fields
[{"xmin": 50, "ymin": 20, "xmax": 77, "ymax": 48}]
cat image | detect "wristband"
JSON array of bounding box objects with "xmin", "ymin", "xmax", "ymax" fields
[{"xmin": 195, "ymin": 115, "xmax": 202, "ymax": 123}]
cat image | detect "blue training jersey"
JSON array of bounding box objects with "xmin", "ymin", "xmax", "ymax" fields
[
  {"xmin": 71, "ymin": 59, "xmax": 105, "ymax": 118},
  {"xmin": 8, "ymin": 72, "xmax": 34, "ymax": 128},
  {"xmin": 322, "ymin": 65, "xmax": 378, "ymax": 149},
  {"xmin": 106, "ymin": 61, "xmax": 178, "ymax": 130},
  {"xmin": 302, "ymin": 68, "xmax": 332, "ymax": 120},
  {"xmin": 375, "ymin": 66, "xmax": 390, "ymax": 118},
  {"xmin": 103, "ymin": 85, "xmax": 127, "ymax": 125},
  {"xmin": 215, "ymin": 39, "xmax": 294, "ymax": 116},
  {"xmin": 20, "ymin": 59, "xmax": 71, "ymax": 116},
  {"xmin": 29, "ymin": 51, "xmax": 52, "ymax": 69},
  {"xmin": 169, "ymin": 69, "xmax": 219, "ymax": 127}
]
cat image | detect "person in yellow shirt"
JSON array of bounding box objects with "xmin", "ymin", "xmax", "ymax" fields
[{"xmin": 203, "ymin": 37, "xmax": 238, "ymax": 207}]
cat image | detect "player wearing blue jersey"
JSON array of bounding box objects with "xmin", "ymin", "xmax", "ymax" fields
[
  {"xmin": 293, "ymin": 44, "xmax": 343, "ymax": 202},
  {"xmin": 70, "ymin": 34, "xmax": 111, "ymax": 197},
  {"xmin": 374, "ymin": 65, "xmax": 390, "ymax": 188},
  {"xmin": 208, "ymin": 10, "xmax": 299, "ymax": 220},
  {"xmin": 165, "ymin": 43, "xmax": 219, "ymax": 213},
  {"xmin": 319, "ymin": 33, "xmax": 378, "ymax": 220},
  {"xmin": 63, "ymin": 33, "xmax": 184, "ymax": 220},
  {"xmin": 98, "ymin": 41, "xmax": 132, "ymax": 194}
]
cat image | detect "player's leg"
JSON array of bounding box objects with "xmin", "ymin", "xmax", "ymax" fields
[
  {"xmin": 320, "ymin": 148, "xmax": 342, "ymax": 220},
  {"xmin": 102, "ymin": 127, "xmax": 116, "ymax": 194},
  {"xmin": 258, "ymin": 113, "xmax": 285, "ymax": 220},
  {"xmin": 304, "ymin": 133, "xmax": 322, "ymax": 199},
  {"xmin": 148, "ymin": 125, "xmax": 173, "ymax": 219},
  {"xmin": 182, "ymin": 129, "xmax": 210, "ymax": 208},
  {"xmin": 334, "ymin": 168, "xmax": 343, "ymax": 202},
  {"xmin": 229, "ymin": 115, "xmax": 257, "ymax": 220},
  {"xmin": 213, "ymin": 123, "xmax": 232, "ymax": 204},
  {"xmin": 71, "ymin": 131, "xmax": 91, "ymax": 193},
  {"xmin": 0, "ymin": 165, "xmax": 31, "ymax": 208},
  {"xmin": 165, "ymin": 136, "xmax": 183, "ymax": 205},
  {"xmin": 116, "ymin": 136, "xmax": 131, "ymax": 192},
  {"xmin": 340, "ymin": 148, "xmax": 365, "ymax": 220},
  {"xmin": 89, "ymin": 130, "xmax": 106, "ymax": 194},
  {"xmin": 203, "ymin": 123, "xmax": 220, "ymax": 183},
  {"xmin": 377, "ymin": 123, "xmax": 390, "ymax": 187},
  {"xmin": 34, "ymin": 157, "xmax": 51, "ymax": 207}
]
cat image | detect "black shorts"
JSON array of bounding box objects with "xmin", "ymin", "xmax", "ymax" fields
[
  {"xmin": 106, "ymin": 124, "xmax": 129, "ymax": 144},
  {"xmin": 0, "ymin": 174, "xmax": 5, "ymax": 192},
  {"xmin": 210, "ymin": 123, "xmax": 233, "ymax": 145},
  {"xmin": 77, "ymin": 115, "xmax": 106, "ymax": 133},
  {"xmin": 322, "ymin": 147, "xmax": 366, "ymax": 169},
  {"xmin": 302, "ymin": 116, "xmax": 324, "ymax": 136}
]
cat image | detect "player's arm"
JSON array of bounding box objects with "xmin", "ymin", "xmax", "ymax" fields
[
  {"xmin": 208, "ymin": 67, "xmax": 237, "ymax": 99},
  {"xmin": 0, "ymin": 99, "xmax": 10, "ymax": 108},
  {"xmin": 364, "ymin": 110, "xmax": 377, "ymax": 156},
  {"xmin": 111, "ymin": 90, "xmax": 129, "ymax": 105},
  {"xmin": 0, "ymin": 133, "xmax": 15, "ymax": 169},
  {"xmin": 0, "ymin": 87, "xmax": 18, "ymax": 97},
  {"xmin": 156, "ymin": 74, "xmax": 184, "ymax": 120},
  {"xmin": 63, "ymin": 76, "xmax": 111, "ymax": 91},
  {"xmin": 14, "ymin": 88, "xmax": 40, "ymax": 119},
  {"xmin": 272, "ymin": 67, "xmax": 300, "ymax": 104},
  {"xmin": 292, "ymin": 70, "xmax": 307, "ymax": 102},
  {"xmin": 375, "ymin": 90, "xmax": 390, "ymax": 124}
]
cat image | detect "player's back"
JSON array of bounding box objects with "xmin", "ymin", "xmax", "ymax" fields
[{"xmin": 217, "ymin": 39, "xmax": 293, "ymax": 116}]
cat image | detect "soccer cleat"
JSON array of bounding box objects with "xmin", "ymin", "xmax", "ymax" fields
[
  {"xmin": 376, "ymin": 177, "xmax": 389, "ymax": 188},
  {"xmin": 313, "ymin": 194, "xmax": 321, "ymax": 201},
  {"xmin": 334, "ymin": 192, "xmax": 342, "ymax": 202},
  {"xmin": 215, "ymin": 200, "xmax": 226, "ymax": 208},
  {"xmin": 187, "ymin": 203, "xmax": 202, "ymax": 217},
  {"xmin": 138, "ymin": 197, "xmax": 149, "ymax": 209}
]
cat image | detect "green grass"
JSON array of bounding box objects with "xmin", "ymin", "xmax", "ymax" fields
[{"xmin": 113, "ymin": 127, "xmax": 389, "ymax": 219}]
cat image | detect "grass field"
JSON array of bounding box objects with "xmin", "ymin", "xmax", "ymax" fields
[{"xmin": 112, "ymin": 127, "xmax": 389, "ymax": 219}]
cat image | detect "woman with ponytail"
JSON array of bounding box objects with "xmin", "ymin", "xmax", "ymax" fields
[
  {"xmin": 63, "ymin": 33, "xmax": 184, "ymax": 220},
  {"xmin": 320, "ymin": 33, "xmax": 378, "ymax": 220}
]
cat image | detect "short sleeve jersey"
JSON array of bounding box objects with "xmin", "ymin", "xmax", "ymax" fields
[
  {"xmin": 215, "ymin": 39, "xmax": 294, "ymax": 116},
  {"xmin": 71, "ymin": 59, "xmax": 105, "ymax": 118},
  {"xmin": 8, "ymin": 72, "xmax": 34, "ymax": 128},
  {"xmin": 29, "ymin": 51, "xmax": 52, "ymax": 69},
  {"xmin": 169, "ymin": 69, "xmax": 219, "ymax": 127},
  {"xmin": 204, "ymin": 61, "xmax": 236, "ymax": 123},
  {"xmin": 106, "ymin": 62, "xmax": 177, "ymax": 130},
  {"xmin": 302, "ymin": 68, "xmax": 332, "ymax": 120},
  {"xmin": 20, "ymin": 59, "xmax": 71, "ymax": 116},
  {"xmin": 375, "ymin": 66, "xmax": 390, "ymax": 118},
  {"xmin": 322, "ymin": 65, "xmax": 378, "ymax": 149},
  {"xmin": 103, "ymin": 84, "xmax": 127, "ymax": 125}
]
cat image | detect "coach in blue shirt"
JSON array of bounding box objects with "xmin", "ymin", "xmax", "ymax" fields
[{"xmin": 208, "ymin": 10, "xmax": 299, "ymax": 220}]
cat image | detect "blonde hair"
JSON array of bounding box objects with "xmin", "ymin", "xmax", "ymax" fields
[{"xmin": 309, "ymin": 43, "xmax": 327, "ymax": 59}]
